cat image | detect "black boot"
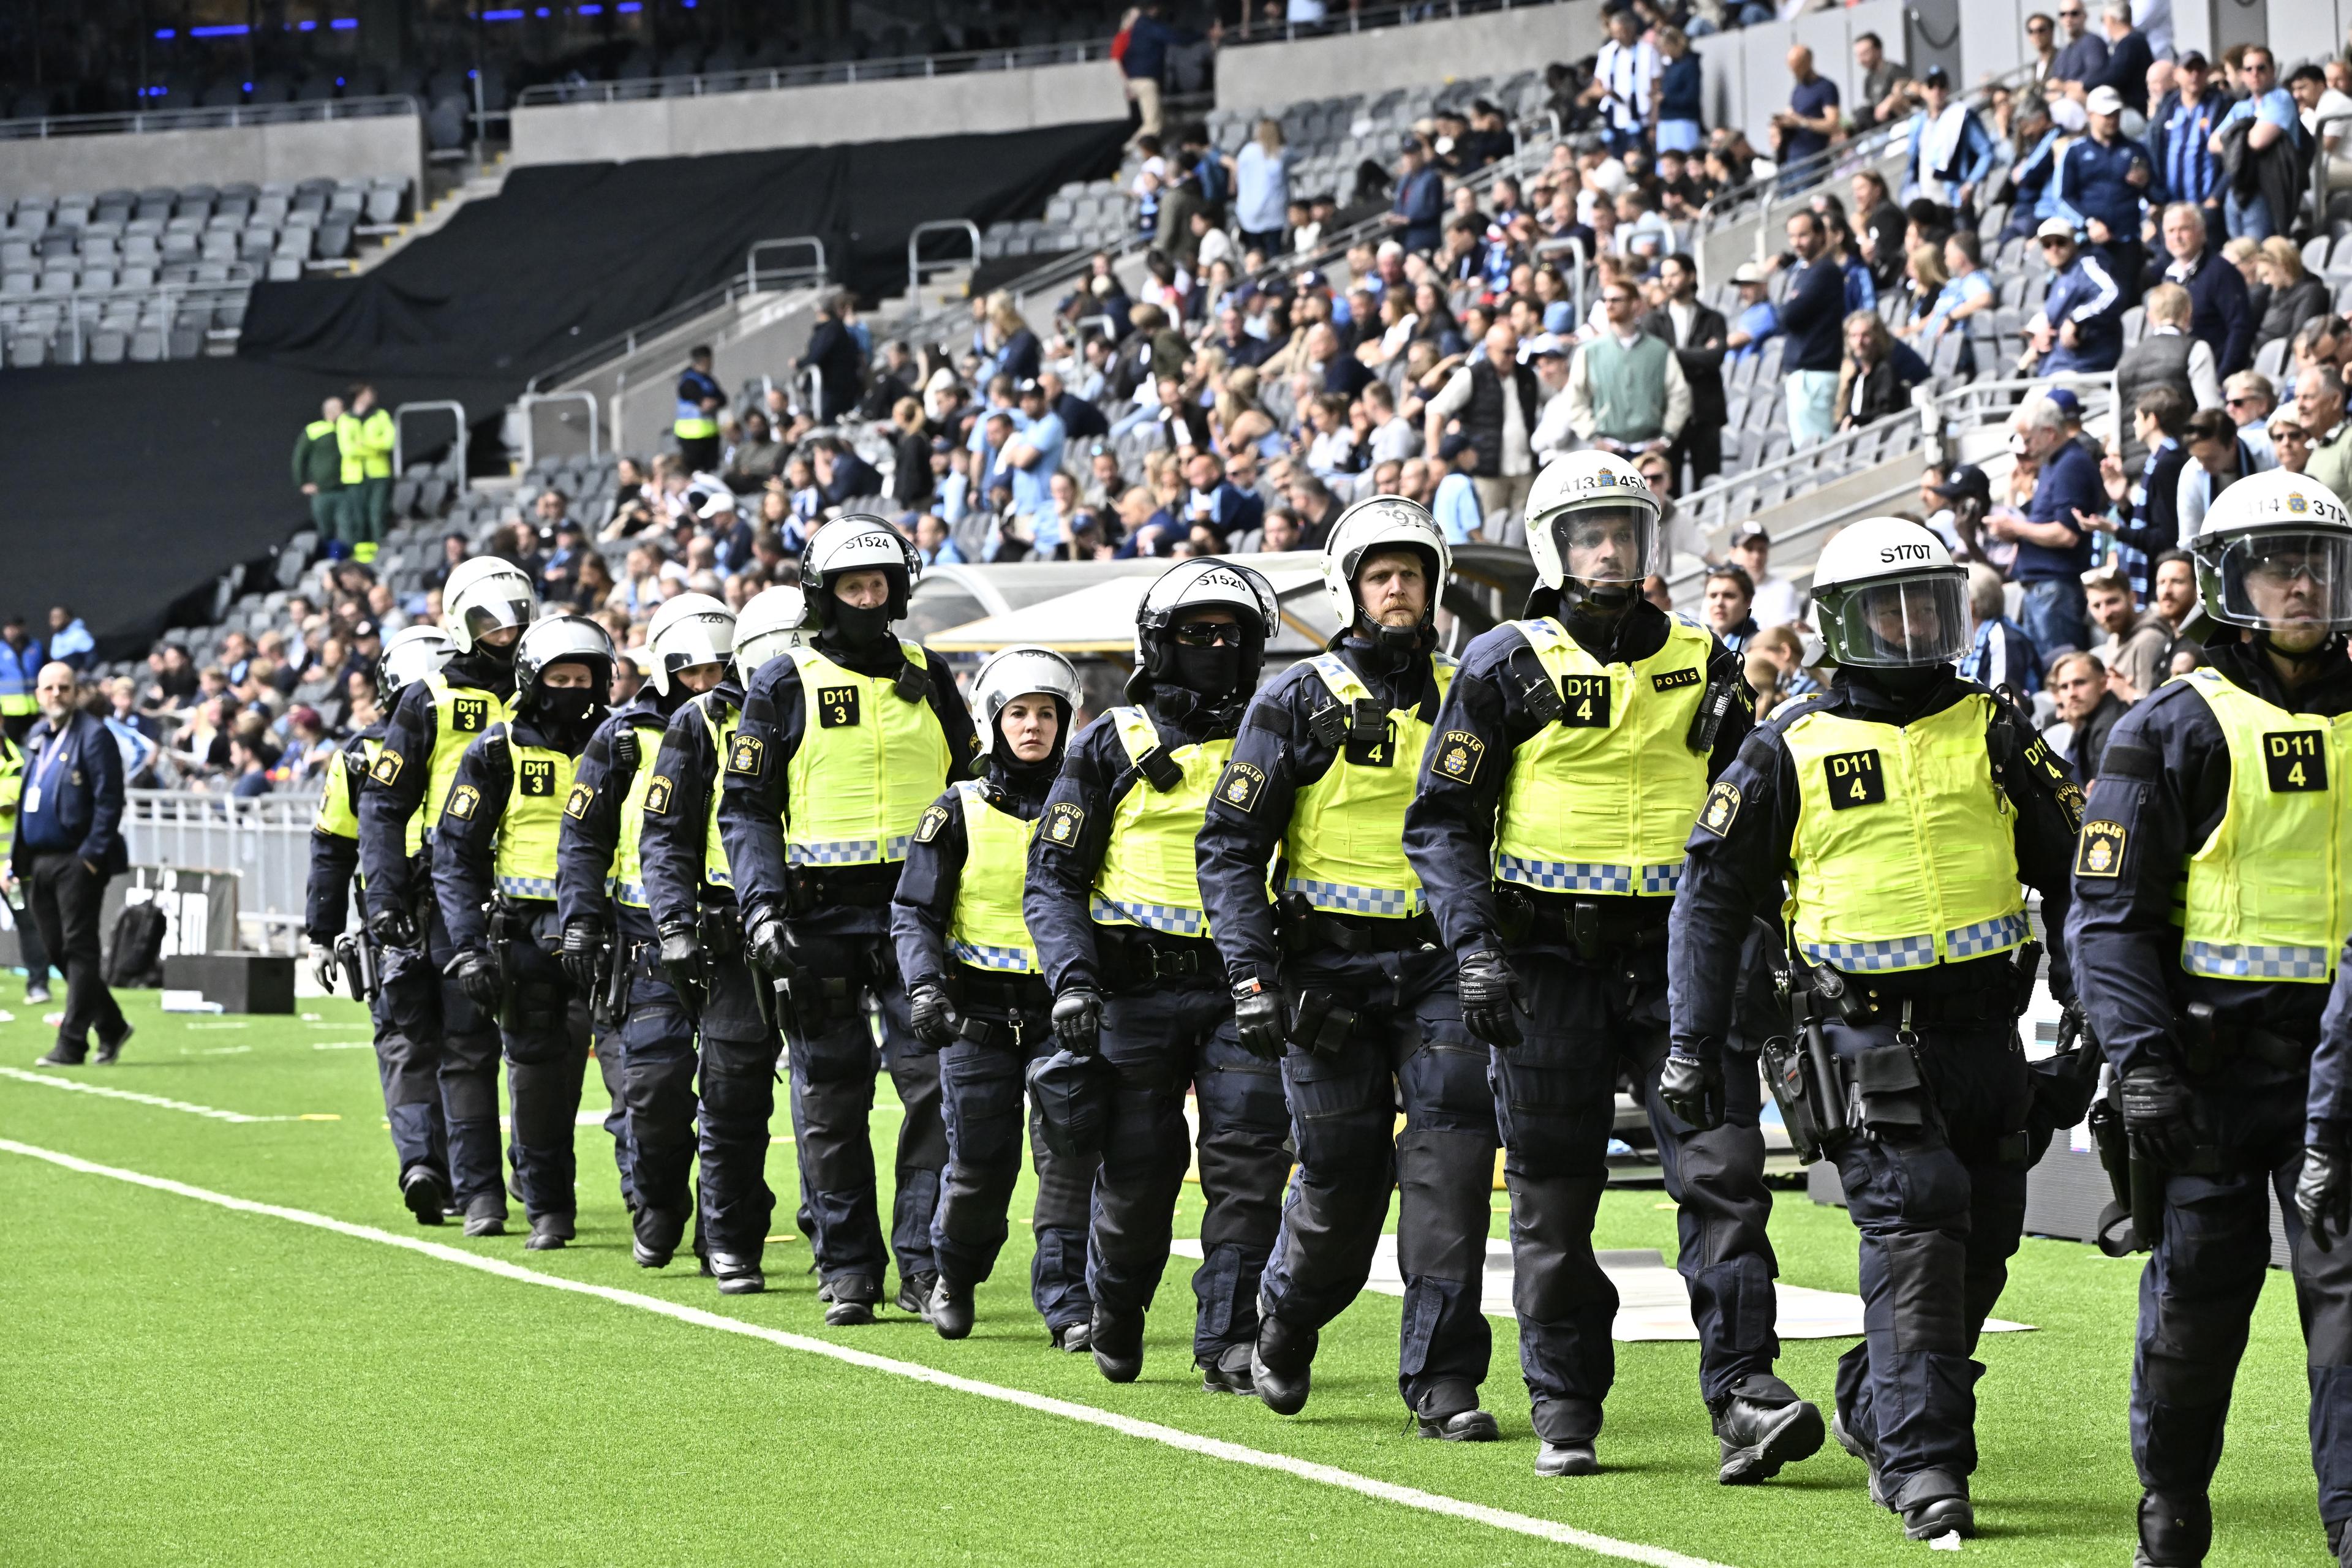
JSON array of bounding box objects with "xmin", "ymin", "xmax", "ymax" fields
[
  {"xmin": 824, "ymin": 1273, "xmax": 878, "ymax": 1326},
  {"xmin": 93, "ymin": 1022, "xmax": 132, "ymax": 1065},
  {"xmin": 631, "ymin": 1205, "xmax": 685, "ymax": 1268},
  {"xmin": 462, "ymin": 1192, "xmax": 507, "ymax": 1238},
  {"xmin": 1711, "ymin": 1386, "xmax": 1825, "ymax": 1485},
  {"xmin": 1831, "ymin": 1406, "xmax": 1889, "ymax": 1509},
  {"xmin": 1090, "ymin": 1303, "xmax": 1144, "ymax": 1383},
  {"xmin": 2135, "ymin": 1491, "xmax": 2211, "ymax": 1566},
  {"xmin": 1050, "ymin": 1319, "xmax": 1093, "ymax": 1354},
  {"xmin": 35, "ymin": 1041, "xmax": 85, "ymax": 1066},
  {"xmin": 400, "ymin": 1164, "xmax": 450, "ymax": 1226},
  {"xmin": 1896, "ymin": 1470, "xmax": 1975, "ymax": 1541},
  {"xmin": 708, "ymin": 1251, "xmax": 766, "ymax": 1295},
  {"xmin": 525, "ymin": 1212, "xmax": 573, "ymax": 1251},
  {"xmin": 1534, "ymin": 1441, "xmax": 1599, "ymax": 1477},
  {"xmin": 1199, "ymin": 1343, "xmax": 1256, "ymax": 1396},
  {"xmin": 897, "ymin": 1270, "xmax": 938, "ymax": 1317},
  {"xmin": 1411, "ymin": 1381, "xmax": 1499, "ymax": 1441},
  {"xmin": 928, "ymin": 1276, "xmax": 974, "ymax": 1340},
  {"xmin": 1249, "ymin": 1313, "xmax": 1316, "ymax": 1414}
]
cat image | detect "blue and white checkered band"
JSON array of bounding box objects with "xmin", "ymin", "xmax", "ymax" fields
[
  {"xmin": 787, "ymin": 835, "xmax": 913, "ymax": 866},
  {"xmin": 1284, "ymin": 876, "xmax": 1424, "ymax": 916},
  {"xmin": 1798, "ymin": 933, "xmax": 1941, "ymax": 973},
  {"xmin": 1089, "ymin": 894, "xmax": 1206, "ymax": 937},
  {"xmin": 951, "ymin": 939, "xmax": 1035, "ymax": 972},
  {"xmin": 611, "ymin": 878, "xmax": 649, "ymax": 908},
  {"xmin": 2184, "ymin": 941, "xmax": 2333, "ymax": 980},
  {"xmin": 706, "ymin": 863, "xmax": 733, "ymax": 887},
  {"xmin": 496, "ymin": 874, "xmax": 559, "ymax": 901},
  {"xmin": 1494, "ymin": 854, "xmax": 1633, "ymax": 894},
  {"xmin": 1639, "ymin": 862, "xmax": 1684, "ymax": 895},
  {"xmin": 1945, "ymin": 911, "xmax": 2029, "ymax": 960}
]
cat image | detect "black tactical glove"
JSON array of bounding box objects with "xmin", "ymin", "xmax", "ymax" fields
[
  {"xmin": 307, "ymin": 940, "xmax": 339, "ymax": 996},
  {"xmin": 368, "ymin": 906, "xmax": 419, "ymax": 951},
  {"xmin": 446, "ymin": 948, "xmax": 501, "ymax": 1012},
  {"xmin": 560, "ymin": 917, "xmax": 606, "ymax": 993},
  {"xmin": 2298, "ymin": 1144, "xmax": 2352, "ymax": 1251},
  {"xmin": 2120, "ymin": 1066, "xmax": 2200, "ymax": 1170},
  {"xmin": 908, "ymin": 981, "xmax": 961, "ymax": 1049},
  {"xmin": 1457, "ymin": 949, "xmax": 1524, "ymax": 1049},
  {"xmin": 657, "ymin": 922, "xmax": 707, "ymax": 1014},
  {"xmin": 1658, "ymin": 1040, "xmax": 1727, "ymax": 1131},
  {"xmin": 745, "ymin": 907, "xmax": 791, "ymax": 976},
  {"xmin": 1051, "ymin": 986, "xmax": 1104, "ymax": 1056},
  {"xmin": 1231, "ymin": 978, "xmax": 1284, "ymax": 1060}
]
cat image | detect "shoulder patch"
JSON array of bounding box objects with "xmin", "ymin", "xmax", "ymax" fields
[
  {"xmin": 727, "ymin": 734, "xmax": 764, "ymax": 776},
  {"xmin": 644, "ymin": 774, "xmax": 674, "ymax": 816},
  {"xmin": 1043, "ymin": 801, "xmax": 1085, "ymax": 847},
  {"xmin": 1697, "ymin": 780, "xmax": 1741, "ymax": 837},
  {"xmin": 1431, "ymin": 730, "xmax": 1485, "ymax": 785},
  {"xmin": 2076, "ymin": 819, "xmax": 2127, "ymax": 878},
  {"xmin": 915, "ymin": 802, "xmax": 952, "ymax": 843},
  {"xmin": 369, "ymin": 747, "xmax": 404, "ymax": 786},
  {"xmin": 1214, "ymin": 760, "xmax": 1267, "ymax": 813},
  {"xmin": 564, "ymin": 782, "xmax": 595, "ymax": 820},
  {"xmin": 2054, "ymin": 779, "xmax": 2087, "ymax": 832},
  {"xmin": 445, "ymin": 784, "xmax": 480, "ymax": 821}
]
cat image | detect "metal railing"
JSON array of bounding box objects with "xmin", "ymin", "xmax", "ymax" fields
[
  {"xmin": 393, "ymin": 399, "xmax": 468, "ymax": 477},
  {"xmin": 1, "ymin": 276, "xmax": 252, "ymax": 365},
  {"xmin": 908, "ymin": 220, "xmax": 982, "ymax": 301},
  {"xmin": 516, "ymin": 40, "xmax": 1118, "ymax": 107},
  {"xmin": 1223, "ymin": 0, "xmax": 1574, "ymax": 45},
  {"xmin": 123, "ymin": 788, "xmax": 323, "ymax": 932},
  {"xmin": 526, "ymin": 236, "xmax": 829, "ymax": 396},
  {"xmin": 0, "ymin": 94, "xmax": 421, "ymax": 140},
  {"xmin": 746, "ymin": 236, "xmax": 827, "ymax": 293}
]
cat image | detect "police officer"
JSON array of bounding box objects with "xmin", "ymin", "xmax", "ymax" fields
[
  {"xmin": 674, "ymin": 347, "xmax": 725, "ymax": 475},
  {"xmin": 639, "ymin": 589, "xmax": 810, "ymax": 1294},
  {"xmin": 306, "ymin": 625, "xmax": 454, "ymax": 1220},
  {"xmin": 2075, "ymin": 469, "xmax": 2352, "ymax": 1568},
  {"xmin": 359, "ymin": 557, "xmax": 537, "ymax": 1234},
  {"xmin": 1194, "ymin": 496, "xmax": 1501, "ymax": 1435},
  {"xmin": 1027, "ymin": 559, "xmax": 1294, "ymax": 1391},
  {"xmin": 893, "ymin": 644, "xmax": 1099, "ymax": 1346},
  {"xmin": 1403, "ymin": 453, "xmax": 1801, "ymax": 1480},
  {"xmin": 433, "ymin": 616, "xmax": 617, "ymax": 1252},
  {"xmin": 722, "ymin": 516, "xmax": 976, "ymax": 1325},
  {"xmin": 1672, "ymin": 518, "xmax": 2082, "ymax": 1541}
]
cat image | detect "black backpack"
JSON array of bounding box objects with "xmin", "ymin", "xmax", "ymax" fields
[{"xmin": 104, "ymin": 902, "xmax": 168, "ymax": 988}]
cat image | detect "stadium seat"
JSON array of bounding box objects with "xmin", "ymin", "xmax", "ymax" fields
[{"xmin": 87, "ymin": 329, "xmax": 126, "ymax": 364}]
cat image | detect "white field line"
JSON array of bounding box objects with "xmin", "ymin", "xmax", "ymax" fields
[
  {"xmin": 0, "ymin": 1065, "xmax": 296, "ymax": 1122},
  {"xmin": 0, "ymin": 1136, "xmax": 1736, "ymax": 1568}
]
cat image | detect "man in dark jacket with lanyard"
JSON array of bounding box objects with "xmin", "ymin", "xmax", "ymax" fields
[
  {"xmin": 307, "ymin": 626, "xmax": 455, "ymax": 1212},
  {"xmin": 358, "ymin": 558, "xmax": 536, "ymax": 1233},
  {"xmin": 892, "ymin": 644, "xmax": 1099, "ymax": 1347},
  {"xmin": 638, "ymin": 590, "xmax": 810, "ymax": 1293},
  {"xmin": 1405, "ymin": 451, "xmax": 1818, "ymax": 1483},
  {"xmin": 1672, "ymin": 518, "xmax": 2086, "ymax": 1544},
  {"xmin": 723, "ymin": 515, "xmax": 978, "ymax": 1326},
  {"xmin": 1197, "ymin": 497, "xmax": 1503, "ymax": 1440},
  {"xmin": 1028, "ymin": 558, "xmax": 1293, "ymax": 1393},
  {"xmin": 2082, "ymin": 470, "xmax": 2352, "ymax": 1568},
  {"xmin": 434, "ymin": 616, "xmax": 614, "ymax": 1251},
  {"xmin": 10, "ymin": 662, "xmax": 130, "ymax": 1067}
]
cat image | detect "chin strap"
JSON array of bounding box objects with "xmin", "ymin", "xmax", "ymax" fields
[{"xmin": 2253, "ymin": 630, "xmax": 2350, "ymax": 670}]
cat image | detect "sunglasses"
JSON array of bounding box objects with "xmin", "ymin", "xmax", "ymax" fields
[
  {"xmin": 2226, "ymin": 395, "xmax": 2263, "ymax": 407},
  {"xmin": 1172, "ymin": 620, "xmax": 1246, "ymax": 647}
]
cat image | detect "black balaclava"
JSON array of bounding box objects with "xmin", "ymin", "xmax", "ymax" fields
[
  {"xmin": 532, "ymin": 684, "xmax": 604, "ymax": 751},
  {"xmin": 456, "ymin": 638, "xmax": 519, "ymax": 699}
]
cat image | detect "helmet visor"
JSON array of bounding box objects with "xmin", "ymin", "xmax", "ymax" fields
[
  {"xmin": 2196, "ymin": 530, "xmax": 2352, "ymax": 633},
  {"xmin": 1550, "ymin": 505, "xmax": 1660, "ymax": 586},
  {"xmin": 733, "ymin": 628, "xmax": 799, "ymax": 684},
  {"xmin": 1827, "ymin": 574, "xmax": 1969, "ymax": 667},
  {"xmin": 380, "ymin": 638, "xmax": 450, "ymax": 694},
  {"xmin": 462, "ymin": 590, "xmax": 533, "ymax": 645},
  {"xmin": 655, "ymin": 612, "xmax": 735, "ymax": 674}
]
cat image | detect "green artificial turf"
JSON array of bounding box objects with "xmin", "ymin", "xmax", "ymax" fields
[{"xmin": 0, "ymin": 990, "xmax": 2334, "ymax": 1566}]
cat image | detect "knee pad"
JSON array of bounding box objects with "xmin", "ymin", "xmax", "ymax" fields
[{"xmin": 1878, "ymin": 1228, "xmax": 1969, "ymax": 1354}]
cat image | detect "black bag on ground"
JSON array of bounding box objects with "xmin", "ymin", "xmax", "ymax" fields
[{"xmin": 104, "ymin": 901, "xmax": 168, "ymax": 988}]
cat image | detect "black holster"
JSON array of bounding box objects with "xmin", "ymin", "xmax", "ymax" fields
[
  {"xmin": 1286, "ymin": 988, "xmax": 1361, "ymax": 1055},
  {"xmin": 1275, "ymin": 888, "xmax": 1440, "ymax": 956},
  {"xmin": 334, "ymin": 932, "xmax": 379, "ymax": 1003},
  {"xmin": 1094, "ymin": 924, "xmax": 1218, "ymax": 992}
]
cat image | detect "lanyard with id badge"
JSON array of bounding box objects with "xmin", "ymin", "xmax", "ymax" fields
[{"xmin": 24, "ymin": 727, "xmax": 70, "ymax": 817}]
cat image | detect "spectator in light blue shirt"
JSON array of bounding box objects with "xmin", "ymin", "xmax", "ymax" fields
[
  {"xmin": 1429, "ymin": 435, "xmax": 1485, "ymax": 545},
  {"xmin": 43, "ymin": 607, "xmax": 94, "ymax": 674},
  {"xmin": 1725, "ymin": 263, "xmax": 1781, "ymax": 362},
  {"xmin": 1226, "ymin": 120, "xmax": 1294, "ymax": 253},
  {"xmin": 2211, "ymin": 47, "xmax": 2302, "ymax": 241},
  {"xmin": 1002, "ymin": 382, "xmax": 1065, "ymax": 526}
]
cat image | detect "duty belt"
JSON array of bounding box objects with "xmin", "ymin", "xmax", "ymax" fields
[
  {"xmin": 1095, "ymin": 924, "xmax": 1221, "ymax": 990},
  {"xmin": 786, "ymin": 859, "xmax": 900, "ymax": 910},
  {"xmin": 953, "ymin": 963, "xmax": 1052, "ymax": 1016},
  {"xmin": 1499, "ymin": 888, "xmax": 1668, "ymax": 961},
  {"xmin": 2178, "ymin": 1001, "xmax": 2315, "ymax": 1076},
  {"xmin": 1278, "ymin": 892, "xmax": 1441, "ymax": 956}
]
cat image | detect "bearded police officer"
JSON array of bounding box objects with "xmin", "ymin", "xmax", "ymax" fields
[
  {"xmin": 892, "ymin": 644, "xmax": 1101, "ymax": 1346},
  {"xmin": 722, "ymin": 516, "xmax": 978, "ymax": 1326},
  {"xmin": 1194, "ymin": 497, "xmax": 1502, "ymax": 1436},
  {"xmin": 432, "ymin": 616, "xmax": 617, "ymax": 1251},
  {"xmin": 1672, "ymin": 518, "xmax": 2083, "ymax": 1541},
  {"xmin": 1027, "ymin": 559, "xmax": 1294, "ymax": 1392},
  {"xmin": 1404, "ymin": 451, "xmax": 1807, "ymax": 1480},
  {"xmin": 307, "ymin": 625, "xmax": 454, "ymax": 1219},
  {"xmin": 359, "ymin": 559, "xmax": 538, "ymax": 1234},
  {"xmin": 2071, "ymin": 469, "xmax": 2352, "ymax": 1568},
  {"xmin": 638, "ymin": 589, "xmax": 809, "ymax": 1294}
]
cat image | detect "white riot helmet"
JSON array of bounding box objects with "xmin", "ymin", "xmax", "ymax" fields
[
  {"xmin": 733, "ymin": 585, "xmax": 809, "ymax": 685},
  {"xmin": 375, "ymin": 625, "xmax": 453, "ymax": 704},
  {"xmin": 643, "ymin": 592, "xmax": 736, "ymax": 696},
  {"xmin": 1321, "ymin": 494, "xmax": 1452, "ymax": 643},
  {"xmin": 973, "ymin": 644, "xmax": 1084, "ymax": 737},
  {"xmin": 1523, "ymin": 450, "xmax": 1663, "ymax": 594},
  {"xmin": 2187, "ymin": 467, "xmax": 2352, "ymax": 636},
  {"xmin": 440, "ymin": 557, "xmax": 539, "ymax": 655},
  {"xmin": 513, "ymin": 615, "xmax": 616, "ymax": 714},
  {"xmin": 1808, "ymin": 516, "xmax": 1970, "ymax": 668},
  {"xmin": 1132, "ymin": 558, "xmax": 1281, "ymax": 698},
  {"xmin": 801, "ymin": 513, "xmax": 922, "ymax": 625}
]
